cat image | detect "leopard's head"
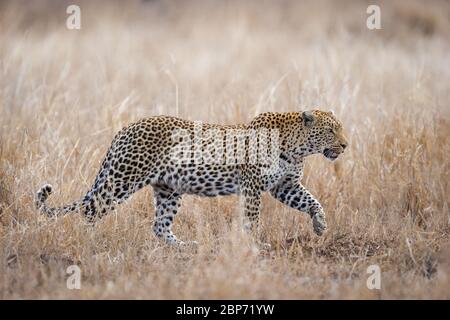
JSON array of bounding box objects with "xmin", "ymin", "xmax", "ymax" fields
[{"xmin": 300, "ymin": 110, "xmax": 348, "ymax": 161}]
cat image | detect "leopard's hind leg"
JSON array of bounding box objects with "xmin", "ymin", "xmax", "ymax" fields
[
  {"xmin": 82, "ymin": 161, "xmax": 154, "ymax": 223},
  {"xmin": 152, "ymin": 184, "xmax": 185, "ymax": 245}
]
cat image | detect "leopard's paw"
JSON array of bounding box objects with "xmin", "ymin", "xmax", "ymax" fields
[{"xmin": 312, "ymin": 213, "xmax": 327, "ymax": 236}]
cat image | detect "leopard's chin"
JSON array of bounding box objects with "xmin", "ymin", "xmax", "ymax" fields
[{"xmin": 323, "ymin": 148, "xmax": 339, "ymax": 161}]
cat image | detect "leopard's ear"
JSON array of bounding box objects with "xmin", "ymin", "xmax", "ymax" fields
[{"xmin": 302, "ymin": 111, "xmax": 315, "ymax": 127}]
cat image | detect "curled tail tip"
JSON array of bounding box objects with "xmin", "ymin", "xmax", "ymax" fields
[{"xmin": 36, "ymin": 183, "xmax": 53, "ymax": 208}]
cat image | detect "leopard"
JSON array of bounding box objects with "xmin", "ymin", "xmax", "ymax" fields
[{"xmin": 36, "ymin": 110, "xmax": 348, "ymax": 245}]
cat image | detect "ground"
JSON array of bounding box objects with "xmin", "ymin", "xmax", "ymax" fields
[{"xmin": 0, "ymin": 0, "xmax": 449, "ymax": 299}]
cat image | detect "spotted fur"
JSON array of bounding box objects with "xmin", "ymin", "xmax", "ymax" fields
[{"xmin": 36, "ymin": 110, "xmax": 348, "ymax": 245}]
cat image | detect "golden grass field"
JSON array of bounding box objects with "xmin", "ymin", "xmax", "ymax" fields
[{"xmin": 0, "ymin": 0, "xmax": 449, "ymax": 299}]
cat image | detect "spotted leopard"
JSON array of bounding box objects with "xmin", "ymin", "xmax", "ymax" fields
[{"xmin": 36, "ymin": 110, "xmax": 348, "ymax": 245}]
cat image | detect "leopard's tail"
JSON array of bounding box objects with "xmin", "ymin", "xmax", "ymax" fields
[
  {"xmin": 35, "ymin": 184, "xmax": 91, "ymax": 218},
  {"xmin": 36, "ymin": 154, "xmax": 114, "ymax": 219}
]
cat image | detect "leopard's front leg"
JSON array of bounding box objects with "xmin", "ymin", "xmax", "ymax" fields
[
  {"xmin": 270, "ymin": 176, "xmax": 327, "ymax": 236},
  {"xmin": 240, "ymin": 187, "xmax": 273, "ymax": 250},
  {"xmin": 236, "ymin": 169, "xmax": 275, "ymax": 250}
]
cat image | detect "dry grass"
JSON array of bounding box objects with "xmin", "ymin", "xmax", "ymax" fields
[{"xmin": 0, "ymin": 0, "xmax": 449, "ymax": 299}]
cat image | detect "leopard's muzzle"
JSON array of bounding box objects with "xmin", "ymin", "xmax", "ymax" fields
[{"xmin": 323, "ymin": 143, "xmax": 347, "ymax": 161}]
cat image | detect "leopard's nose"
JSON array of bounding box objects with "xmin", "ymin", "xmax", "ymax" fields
[{"xmin": 341, "ymin": 143, "xmax": 347, "ymax": 150}]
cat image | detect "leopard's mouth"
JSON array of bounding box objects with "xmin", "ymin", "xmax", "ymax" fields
[{"xmin": 323, "ymin": 148, "xmax": 339, "ymax": 161}]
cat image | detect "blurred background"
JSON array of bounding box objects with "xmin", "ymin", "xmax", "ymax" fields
[{"xmin": 1, "ymin": 0, "xmax": 449, "ymax": 124}]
